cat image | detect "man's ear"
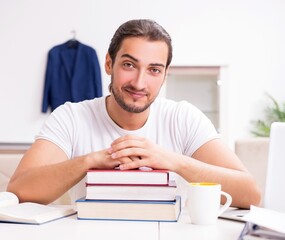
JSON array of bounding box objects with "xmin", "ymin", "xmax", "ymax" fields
[{"xmin": 105, "ymin": 53, "xmax": 112, "ymax": 75}]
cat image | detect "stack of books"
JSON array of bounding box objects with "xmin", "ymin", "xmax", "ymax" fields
[{"xmin": 76, "ymin": 168, "xmax": 181, "ymax": 222}]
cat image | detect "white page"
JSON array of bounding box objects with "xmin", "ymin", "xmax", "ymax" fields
[
  {"xmin": 0, "ymin": 202, "xmax": 75, "ymax": 224},
  {"xmin": 0, "ymin": 203, "xmax": 63, "ymax": 219},
  {"xmin": 0, "ymin": 192, "xmax": 19, "ymax": 208},
  {"xmin": 244, "ymin": 205, "xmax": 285, "ymax": 234}
]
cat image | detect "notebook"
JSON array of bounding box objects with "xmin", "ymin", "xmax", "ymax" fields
[{"xmin": 220, "ymin": 122, "xmax": 285, "ymax": 221}]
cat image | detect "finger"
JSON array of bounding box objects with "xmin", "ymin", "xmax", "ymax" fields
[
  {"xmin": 117, "ymin": 156, "xmax": 134, "ymax": 164},
  {"xmin": 119, "ymin": 159, "xmax": 148, "ymax": 170},
  {"xmin": 106, "ymin": 157, "xmax": 133, "ymax": 169},
  {"xmin": 102, "ymin": 160, "xmax": 121, "ymax": 169},
  {"xmin": 111, "ymin": 148, "xmax": 145, "ymax": 159},
  {"xmin": 130, "ymin": 156, "xmax": 141, "ymax": 161},
  {"xmin": 111, "ymin": 135, "xmax": 143, "ymax": 146},
  {"xmin": 110, "ymin": 140, "xmax": 144, "ymax": 153}
]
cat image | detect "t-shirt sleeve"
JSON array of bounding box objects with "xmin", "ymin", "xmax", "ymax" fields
[
  {"xmin": 35, "ymin": 103, "xmax": 75, "ymax": 159},
  {"xmin": 177, "ymin": 101, "xmax": 220, "ymax": 157}
]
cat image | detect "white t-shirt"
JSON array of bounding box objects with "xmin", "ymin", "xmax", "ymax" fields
[{"xmin": 36, "ymin": 96, "xmax": 219, "ymax": 203}]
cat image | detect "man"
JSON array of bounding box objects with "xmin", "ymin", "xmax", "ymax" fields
[{"xmin": 8, "ymin": 19, "xmax": 261, "ymax": 208}]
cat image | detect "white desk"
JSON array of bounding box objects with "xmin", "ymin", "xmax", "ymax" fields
[
  {"xmin": 0, "ymin": 209, "xmax": 245, "ymax": 240},
  {"xmin": 160, "ymin": 209, "xmax": 245, "ymax": 240}
]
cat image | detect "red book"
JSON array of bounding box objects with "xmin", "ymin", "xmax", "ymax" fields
[{"xmin": 86, "ymin": 168, "xmax": 169, "ymax": 186}]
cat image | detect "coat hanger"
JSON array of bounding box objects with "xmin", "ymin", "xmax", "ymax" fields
[
  {"xmin": 71, "ymin": 30, "xmax": 76, "ymax": 40},
  {"xmin": 68, "ymin": 30, "xmax": 79, "ymax": 48}
]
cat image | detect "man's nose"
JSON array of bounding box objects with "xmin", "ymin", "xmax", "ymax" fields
[{"xmin": 131, "ymin": 71, "xmax": 147, "ymax": 90}]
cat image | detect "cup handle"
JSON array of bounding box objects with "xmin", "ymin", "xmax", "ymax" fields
[{"xmin": 218, "ymin": 191, "xmax": 232, "ymax": 216}]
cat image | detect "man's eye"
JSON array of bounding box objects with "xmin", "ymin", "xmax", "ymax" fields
[
  {"xmin": 123, "ymin": 63, "xmax": 134, "ymax": 68},
  {"xmin": 151, "ymin": 68, "xmax": 161, "ymax": 74}
]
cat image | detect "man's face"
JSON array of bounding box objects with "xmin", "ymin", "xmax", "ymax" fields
[{"xmin": 105, "ymin": 37, "xmax": 168, "ymax": 113}]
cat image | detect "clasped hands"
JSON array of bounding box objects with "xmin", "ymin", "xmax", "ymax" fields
[{"xmin": 105, "ymin": 135, "xmax": 177, "ymax": 171}]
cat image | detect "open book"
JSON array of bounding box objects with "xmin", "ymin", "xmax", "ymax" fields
[
  {"xmin": 0, "ymin": 192, "xmax": 76, "ymax": 224},
  {"xmin": 238, "ymin": 205, "xmax": 285, "ymax": 239}
]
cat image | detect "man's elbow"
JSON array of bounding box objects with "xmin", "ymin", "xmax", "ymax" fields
[
  {"xmin": 250, "ymin": 183, "xmax": 262, "ymax": 207},
  {"xmin": 234, "ymin": 177, "xmax": 262, "ymax": 209},
  {"xmin": 6, "ymin": 180, "xmax": 24, "ymax": 202}
]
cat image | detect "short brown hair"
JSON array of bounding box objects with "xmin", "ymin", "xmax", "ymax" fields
[{"xmin": 108, "ymin": 19, "xmax": 172, "ymax": 68}]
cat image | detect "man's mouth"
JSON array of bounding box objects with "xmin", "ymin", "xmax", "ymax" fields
[{"xmin": 124, "ymin": 88, "xmax": 147, "ymax": 100}]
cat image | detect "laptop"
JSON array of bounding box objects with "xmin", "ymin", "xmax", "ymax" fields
[
  {"xmin": 263, "ymin": 122, "xmax": 285, "ymax": 212},
  {"xmin": 220, "ymin": 122, "xmax": 285, "ymax": 222}
]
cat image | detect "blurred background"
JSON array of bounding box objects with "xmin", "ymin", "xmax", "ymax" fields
[{"xmin": 1, "ymin": 0, "xmax": 285, "ymax": 149}]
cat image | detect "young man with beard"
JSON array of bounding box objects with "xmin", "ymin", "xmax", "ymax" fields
[{"xmin": 8, "ymin": 19, "xmax": 261, "ymax": 208}]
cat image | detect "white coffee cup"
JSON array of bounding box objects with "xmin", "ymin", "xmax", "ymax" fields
[{"xmin": 185, "ymin": 182, "xmax": 232, "ymax": 225}]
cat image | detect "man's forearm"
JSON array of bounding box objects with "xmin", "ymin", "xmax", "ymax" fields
[
  {"xmin": 175, "ymin": 156, "xmax": 261, "ymax": 208},
  {"xmin": 7, "ymin": 156, "xmax": 90, "ymax": 204}
]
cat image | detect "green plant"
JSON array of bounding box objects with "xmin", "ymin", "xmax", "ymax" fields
[{"xmin": 251, "ymin": 94, "xmax": 285, "ymax": 137}]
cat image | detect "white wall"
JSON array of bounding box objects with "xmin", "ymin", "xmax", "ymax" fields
[{"xmin": 1, "ymin": 0, "xmax": 285, "ymax": 147}]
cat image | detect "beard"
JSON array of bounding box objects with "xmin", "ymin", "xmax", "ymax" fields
[{"xmin": 110, "ymin": 82, "xmax": 154, "ymax": 114}]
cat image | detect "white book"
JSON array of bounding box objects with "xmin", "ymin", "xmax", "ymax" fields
[
  {"xmin": 0, "ymin": 192, "xmax": 76, "ymax": 224},
  {"xmin": 76, "ymin": 196, "xmax": 181, "ymax": 222},
  {"xmin": 86, "ymin": 180, "xmax": 177, "ymax": 201}
]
